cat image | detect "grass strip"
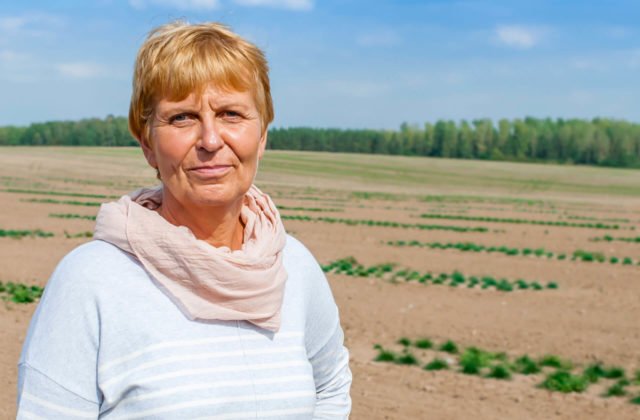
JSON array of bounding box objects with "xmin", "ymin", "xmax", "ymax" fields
[
  {"xmin": 3, "ymin": 188, "xmax": 118, "ymax": 199},
  {"xmin": 387, "ymin": 240, "xmax": 638, "ymax": 266},
  {"xmin": 49, "ymin": 213, "xmax": 97, "ymax": 221},
  {"xmin": 590, "ymin": 235, "xmax": 640, "ymax": 243},
  {"xmin": 374, "ymin": 335, "xmax": 640, "ymax": 405},
  {"xmin": 322, "ymin": 257, "xmax": 558, "ymax": 292},
  {"xmin": 0, "ymin": 229, "xmax": 54, "ymax": 238},
  {"xmin": 282, "ymin": 215, "xmax": 488, "ymax": 232},
  {"xmin": 420, "ymin": 213, "xmax": 620, "ymax": 230},
  {"xmin": 278, "ymin": 205, "xmax": 342, "ymax": 212},
  {"xmin": 23, "ymin": 198, "xmax": 103, "ymax": 207}
]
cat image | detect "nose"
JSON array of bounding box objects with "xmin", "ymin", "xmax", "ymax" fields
[{"xmin": 197, "ymin": 120, "xmax": 224, "ymax": 152}]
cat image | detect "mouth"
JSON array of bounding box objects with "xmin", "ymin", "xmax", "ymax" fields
[{"xmin": 187, "ymin": 164, "xmax": 233, "ymax": 178}]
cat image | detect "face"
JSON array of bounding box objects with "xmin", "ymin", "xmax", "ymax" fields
[{"xmin": 141, "ymin": 84, "xmax": 267, "ymax": 212}]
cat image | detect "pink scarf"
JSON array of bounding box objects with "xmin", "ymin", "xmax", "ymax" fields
[{"xmin": 93, "ymin": 184, "xmax": 287, "ymax": 332}]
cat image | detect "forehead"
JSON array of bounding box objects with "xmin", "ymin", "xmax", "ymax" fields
[{"xmin": 155, "ymin": 85, "xmax": 257, "ymax": 110}]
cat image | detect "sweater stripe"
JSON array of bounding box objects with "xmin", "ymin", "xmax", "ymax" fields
[
  {"xmin": 101, "ymin": 345, "xmax": 305, "ymax": 387},
  {"xmin": 110, "ymin": 391, "xmax": 316, "ymax": 419},
  {"xmin": 118, "ymin": 374, "xmax": 313, "ymax": 405},
  {"xmin": 99, "ymin": 331, "xmax": 303, "ymax": 373},
  {"xmin": 22, "ymin": 393, "xmax": 96, "ymax": 418}
]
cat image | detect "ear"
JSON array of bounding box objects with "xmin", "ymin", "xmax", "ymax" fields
[{"xmin": 257, "ymin": 129, "xmax": 268, "ymax": 160}]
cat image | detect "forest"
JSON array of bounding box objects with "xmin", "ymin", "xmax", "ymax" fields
[{"xmin": 0, "ymin": 115, "xmax": 638, "ymax": 168}]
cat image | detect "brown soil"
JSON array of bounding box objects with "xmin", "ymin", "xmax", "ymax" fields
[{"xmin": 1, "ymin": 148, "xmax": 639, "ymax": 419}]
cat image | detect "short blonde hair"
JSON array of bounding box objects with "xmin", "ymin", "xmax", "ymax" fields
[{"xmin": 129, "ymin": 21, "xmax": 274, "ymax": 146}]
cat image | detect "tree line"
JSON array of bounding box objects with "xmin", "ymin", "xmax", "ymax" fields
[{"xmin": 1, "ymin": 115, "xmax": 639, "ymax": 167}]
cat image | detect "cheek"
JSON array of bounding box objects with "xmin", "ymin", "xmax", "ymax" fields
[
  {"xmin": 224, "ymin": 124, "xmax": 263, "ymax": 162},
  {"xmin": 153, "ymin": 129, "xmax": 195, "ymax": 167}
]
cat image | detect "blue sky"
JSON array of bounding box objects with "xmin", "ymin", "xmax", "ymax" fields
[{"xmin": 1, "ymin": 0, "xmax": 639, "ymax": 129}]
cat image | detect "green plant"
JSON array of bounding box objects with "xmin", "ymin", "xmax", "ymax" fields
[
  {"xmin": 395, "ymin": 351, "xmax": 419, "ymax": 366},
  {"xmin": 487, "ymin": 364, "xmax": 512, "ymax": 380},
  {"xmin": 439, "ymin": 340, "xmax": 459, "ymax": 354},
  {"xmin": 415, "ymin": 338, "xmax": 433, "ymax": 349},
  {"xmin": 631, "ymin": 395, "xmax": 640, "ymax": 405},
  {"xmin": 374, "ymin": 348, "xmax": 396, "ymax": 362},
  {"xmin": 602, "ymin": 366, "xmax": 626, "ymax": 379},
  {"xmin": 514, "ymin": 355, "xmax": 541, "ymax": 375},
  {"xmin": 459, "ymin": 347, "xmax": 493, "ymax": 375},
  {"xmin": 583, "ymin": 363, "xmax": 607, "ymax": 383},
  {"xmin": 539, "ymin": 355, "xmax": 572, "ymax": 370},
  {"xmin": 604, "ymin": 381, "xmax": 628, "ymax": 397},
  {"xmin": 397, "ymin": 337, "xmax": 411, "ymax": 347},
  {"xmin": 424, "ymin": 358, "xmax": 449, "ymax": 371},
  {"xmin": 539, "ymin": 370, "xmax": 589, "ymax": 393},
  {"xmin": 0, "ymin": 281, "xmax": 44, "ymax": 303}
]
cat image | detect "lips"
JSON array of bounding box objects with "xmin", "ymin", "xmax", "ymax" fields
[{"xmin": 187, "ymin": 164, "xmax": 233, "ymax": 179}]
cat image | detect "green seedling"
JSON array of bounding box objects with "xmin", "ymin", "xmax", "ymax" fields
[
  {"xmin": 395, "ymin": 351, "xmax": 419, "ymax": 366},
  {"xmin": 415, "ymin": 338, "xmax": 433, "ymax": 349},
  {"xmin": 540, "ymin": 370, "xmax": 589, "ymax": 393},
  {"xmin": 439, "ymin": 340, "xmax": 459, "ymax": 354},
  {"xmin": 459, "ymin": 347, "xmax": 493, "ymax": 375},
  {"xmin": 602, "ymin": 366, "xmax": 626, "ymax": 379},
  {"xmin": 397, "ymin": 337, "xmax": 411, "ymax": 347},
  {"xmin": 487, "ymin": 364, "xmax": 512, "ymax": 380},
  {"xmin": 374, "ymin": 347, "xmax": 396, "ymax": 362},
  {"xmin": 583, "ymin": 363, "xmax": 607, "ymax": 383},
  {"xmin": 424, "ymin": 358, "xmax": 449, "ymax": 371},
  {"xmin": 514, "ymin": 355, "xmax": 541, "ymax": 375},
  {"xmin": 604, "ymin": 381, "xmax": 628, "ymax": 397},
  {"xmin": 539, "ymin": 355, "xmax": 572, "ymax": 370}
]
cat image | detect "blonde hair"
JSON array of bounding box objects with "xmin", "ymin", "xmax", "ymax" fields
[{"xmin": 129, "ymin": 21, "xmax": 274, "ymax": 146}]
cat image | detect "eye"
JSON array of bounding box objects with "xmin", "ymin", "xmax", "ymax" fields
[
  {"xmin": 219, "ymin": 110, "xmax": 243, "ymax": 120},
  {"xmin": 169, "ymin": 113, "xmax": 196, "ymax": 125}
]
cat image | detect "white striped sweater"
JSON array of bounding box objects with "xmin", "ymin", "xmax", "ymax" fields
[{"xmin": 17, "ymin": 236, "xmax": 351, "ymax": 419}]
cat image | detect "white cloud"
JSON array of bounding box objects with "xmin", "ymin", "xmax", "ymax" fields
[
  {"xmin": 56, "ymin": 62, "xmax": 108, "ymax": 79},
  {"xmin": 233, "ymin": 0, "xmax": 313, "ymax": 11},
  {"xmin": 494, "ymin": 25, "xmax": 545, "ymax": 49},
  {"xmin": 356, "ymin": 29, "xmax": 400, "ymax": 47},
  {"xmin": 0, "ymin": 13, "xmax": 64, "ymax": 38},
  {"xmin": 0, "ymin": 49, "xmax": 29, "ymax": 63},
  {"xmin": 129, "ymin": 0, "xmax": 220, "ymax": 10}
]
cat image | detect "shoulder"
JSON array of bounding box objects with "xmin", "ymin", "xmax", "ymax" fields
[
  {"xmin": 282, "ymin": 234, "xmax": 323, "ymax": 274},
  {"xmin": 52, "ymin": 240, "xmax": 139, "ymax": 283}
]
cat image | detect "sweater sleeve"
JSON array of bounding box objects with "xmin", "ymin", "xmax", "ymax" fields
[
  {"xmin": 17, "ymin": 246, "xmax": 102, "ymax": 419},
  {"xmin": 301, "ymin": 246, "xmax": 352, "ymax": 418}
]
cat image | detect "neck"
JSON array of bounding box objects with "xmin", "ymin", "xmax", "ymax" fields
[{"xmin": 158, "ymin": 189, "xmax": 245, "ymax": 251}]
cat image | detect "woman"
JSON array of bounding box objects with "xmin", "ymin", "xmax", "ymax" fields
[{"xmin": 17, "ymin": 21, "xmax": 352, "ymax": 419}]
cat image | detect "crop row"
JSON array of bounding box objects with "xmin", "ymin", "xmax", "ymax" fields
[
  {"xmin": 2, "ymin": 188, "xmax": 118, "ymax": 199},
  {"xmin": 64, "ymin": 231, "xmax": 93, "ymax": 239},
  {"xmin": 281, "ymin": 215, "xmax": 488, "ymax": 233},
  {"xmin": 590, "ymin": 235, "xmax": 640, "ymax": 244},
  {"xmin": 375, "ymin": 336, "xmax": 640, "ymax": 404},
  {"xmin": 0, "ymin": 281, "xmax": 44, "ymax": 303},
  {"xmin": 387, "ymin": 240, "xmax": 639, "ymax": 266},
  {"xmin": 0, "ymin": 229, "xmax": 54, "ymax": 239},
  {"xmin": 23, "ymin": 198, "xmax": 102, "ymax": 207},
  {"xmin": 49, "ymin": 213, "xmax": 97, "ymax": 221},
  {"xmin": 419, "ymin": 213, "xmax": 621, "ymax": 230},
  {"xmin": 322, "ymin": 257, "xmax": 557, "ymax": 292},
  {"xmin": 278, "ymin": 205, "xmax": 341, "ymax": 212}
]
